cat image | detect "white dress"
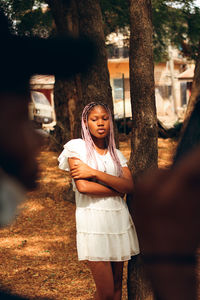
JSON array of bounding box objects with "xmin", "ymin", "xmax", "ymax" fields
[{"xmin": 58, "ymin": 138, "xmax": 140, "ymax": 261}]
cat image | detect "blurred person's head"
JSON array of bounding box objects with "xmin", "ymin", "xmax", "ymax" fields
[{"xmin": 0, "ymin": 8, "xmax": 96, "ymax": 226}]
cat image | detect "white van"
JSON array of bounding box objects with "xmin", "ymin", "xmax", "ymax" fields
[{"xmin": 29, "ymin": 91, "xmax": 54, "ymax": 126}]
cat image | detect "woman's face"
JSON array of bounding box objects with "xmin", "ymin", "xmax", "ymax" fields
[{"xmin": 87, "ymin": 105, "xmax": 110, "ymax": 140}]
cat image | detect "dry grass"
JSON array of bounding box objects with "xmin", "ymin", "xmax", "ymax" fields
[{"xmin": 0, "ymin": 138, "xmax": 177, "ymax": 299}]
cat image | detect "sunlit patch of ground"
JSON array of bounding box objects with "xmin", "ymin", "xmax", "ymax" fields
[
  {"xmin": 0, "ymin": 137, "xmax": 176, "ymax": 299},
  {"xmin": 158, "ymin": 138, "xmax": 177, "ymax": 168},
  {"xmin": 120, "ymin": 137, "xmax": 177, "ymax": 168}
]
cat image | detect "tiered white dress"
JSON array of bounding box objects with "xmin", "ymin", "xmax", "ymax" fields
[{"xmin": 58, "ymin": 138, "xmax": 139, "ymax": 261}]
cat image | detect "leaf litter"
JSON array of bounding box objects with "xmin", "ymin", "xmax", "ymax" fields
[{"xmin": 0, "ymin": 137, "xmax": 176, "ymax": 299}]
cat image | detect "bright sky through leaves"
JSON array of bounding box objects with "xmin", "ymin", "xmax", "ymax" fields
[{"xmin": 194, "ymin": 0, "xmax": 200, "ymax": 6}]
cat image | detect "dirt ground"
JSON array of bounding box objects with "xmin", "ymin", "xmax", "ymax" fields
[{"xmin": 0, "ymin": 137, "xmax": 177, "ymax": 299}]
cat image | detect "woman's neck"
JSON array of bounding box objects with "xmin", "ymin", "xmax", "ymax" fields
[{"xmin": 92, "ymin": 137, "xmax": 107, "ymax": 152}]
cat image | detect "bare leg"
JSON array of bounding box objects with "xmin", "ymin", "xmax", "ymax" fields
[
  {"xmin": 88, "ymin": 261, "xmax": 114, "ymax": 300},
  {"xmin": 111, "ymin": 262, "xmax": 124, "ymax": 300}
]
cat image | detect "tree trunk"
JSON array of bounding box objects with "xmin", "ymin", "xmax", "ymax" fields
[
  {"xmin": 77, "ymin": 0, "xmax": 113, "ymax": 108},
  {"xmin": 168, "ymin": 44, "xmax": 178, "ymax": 114},
  {"xmin": 73, "ymin": 0, "xmax": 114, "ymax": 140},
  {"xmin": 47, "ymin": 0, "xmax": 114, "ymax": 203},
  {"xmin": 49, "ymin": 77, "xmax": 80, "ymax": 150},
  {"xmin": 47, "ymin": 0, "xmax": 113, "ymax": 150},
  {"xmin": 47, "ymin": 0, "xmax": 81, "ymax": 150},
  {"xmin": 128, "ymin": 0, "xmax": 158, "ymax": 299}
]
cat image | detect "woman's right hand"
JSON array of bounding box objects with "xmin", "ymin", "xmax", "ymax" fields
[{"xmin": 69, "ymin": 158, "xmax": 96, "ymax": 179}]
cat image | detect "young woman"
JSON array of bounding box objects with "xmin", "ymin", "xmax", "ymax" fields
[{"xmin": 58, "ymin": 102, "xmax": 139, "ymax": 300}]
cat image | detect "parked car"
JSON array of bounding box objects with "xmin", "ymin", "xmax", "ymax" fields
[{"xmin": 29, "ymin": 91, "xmax": 53, "ymax": 127}]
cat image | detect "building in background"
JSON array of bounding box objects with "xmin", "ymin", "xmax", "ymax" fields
[
  {"xmin": 178, "ymin": 65, "xmax": 194, "ymax": 103},
  {"xmin": 30, "ymin": 35, "xmax": 194, "ymax": 131},
  {"xmin": 107, "ymin": 31, "xmax": 194, "ymax": 128}
]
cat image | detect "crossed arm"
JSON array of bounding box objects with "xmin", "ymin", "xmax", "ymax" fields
[{"xmin": 68, "ymin": 157, "xmax": 134, "ymax": 197}]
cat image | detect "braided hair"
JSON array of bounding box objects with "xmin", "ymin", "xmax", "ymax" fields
[{"xmin": 81, "ymin": 102, "xmax": 123, "ymax": 177}]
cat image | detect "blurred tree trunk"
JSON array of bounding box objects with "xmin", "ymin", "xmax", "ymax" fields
[
  {"xmin": 127, "ymin": 0, "xmax": 157, "ymax": 299},
  {"xmin": 46, "ymin": 0, "xmax": 80, "ymax": 149},
  {"xmin": 47, "ymin": 0, "xmax": 113, "ymax": 150}
]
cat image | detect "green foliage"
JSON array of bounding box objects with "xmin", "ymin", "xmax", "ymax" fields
[
  {"xmin": 0, "ymin": 0, "xmax": 53, "ymax": 37},
  {"xmin": 152, "ymin": 1, "xmax": 171, "ymax": 61},
  {"xmin": 1, "ymin": 0, "xmax": 200, "ymax": 61},
  {"xmin": 162, "ymin": 2, "xmax": 200, "ymax": 60},
  {"xmin": 12, "ymin": 0, "xmax": 34, "ymax": 15},
  {"xmin": 101, "ymin": 0, "xmax": 200, "ymax": 62},
  {"xmin": 100, "ymin": 0, "xmax": 129, "ymax": 37},
  {"xmin": 17, "ymin": 7, "xmax": 52, "ymax": 37}
]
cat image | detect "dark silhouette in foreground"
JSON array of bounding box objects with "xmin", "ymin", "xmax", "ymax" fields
[
  {"xmin": 0, "ymin": 8, "xmax": 96, "ymax": 299},
  {"xmin": 130, "ymin": 99, "xmax": 200, "ymax": 300}
]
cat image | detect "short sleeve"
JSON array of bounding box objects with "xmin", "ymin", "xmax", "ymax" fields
[
  {"xmin": 58, "ymin": 139, "xmax": 83, "ymax": 171},
  {"xmin": 116, "ymin": 149, "xmax": 128, "ymax": 167}
]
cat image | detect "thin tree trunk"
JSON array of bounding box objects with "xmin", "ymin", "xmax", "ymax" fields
[
  {"xmin": 129, "ymin": 0, "xmax": 157, "ymax": 177},
  {"xmin": 168, "ymin": 45, "xmax": 178, "ymax": 114},
  {"xmin": 128, "ymin": 0, "xmax": 158, "ymax": 299}
]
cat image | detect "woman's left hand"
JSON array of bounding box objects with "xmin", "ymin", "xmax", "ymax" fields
[{"xmin": 70, "ymin": 159, "xmax": 95, "ymax": 179}]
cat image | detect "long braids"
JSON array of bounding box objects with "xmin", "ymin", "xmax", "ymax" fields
[{"xmin": 81, "ymin": 102, "xmax": 123, "ymax": 177}]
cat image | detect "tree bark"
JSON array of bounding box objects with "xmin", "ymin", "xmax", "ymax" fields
[
  {"xmin": 73, "ymin": 0, "xmax": 114, "ymax": 139},
  {"xmin": 47, "ymin": 0, "xmax": 114, "ymax": 203},
  {"xmin": 129, "ymin": 0, "xmax": 157, "ymax": 177},
  {"xmin": 47, "ymin": 0, "xmax": 113, "ymax": 150},
  {"xmin": 77, "ymin": 1, "xmax": 113, "ymax": 107},
  {"xmin": 128, "ymin": 0, "xmax": 158, "ymax": 299},
  {"xmin": 46, "ymin": 0, "xmax": 81, "ymax": 150}
]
